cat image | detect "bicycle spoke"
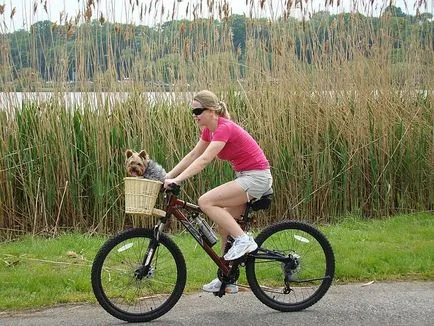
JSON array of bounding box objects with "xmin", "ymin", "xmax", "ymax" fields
[
  {"xmin": 246, "ymin": 221, "xmax": 334, "ymax": 311},
  {"xmin": 91, "ymin": 228, "xmax": 186, "ymax": 322}
]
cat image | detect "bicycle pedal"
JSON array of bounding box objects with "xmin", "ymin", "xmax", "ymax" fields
[{"xmin": 213, "ymin": 291, "xmax": 225, "ymax": 298}]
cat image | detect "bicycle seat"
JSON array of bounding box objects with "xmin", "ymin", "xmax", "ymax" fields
[{"xmin": 249, "ymin": 188, "xmax": 273, "ymax": 211}]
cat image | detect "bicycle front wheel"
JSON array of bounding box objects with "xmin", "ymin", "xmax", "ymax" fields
[
  {"xmin": 91, "ymin": 228, "xmax": 186, "ymax": 322},
  {"xmin": 246, "ymin": 220, "xmax": 334, "ymax": 312}
]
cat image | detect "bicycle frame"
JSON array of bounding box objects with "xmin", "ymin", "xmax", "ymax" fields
[
  {"xmin": 143, "ymin": 188, "xmax": 281, "ymax": 282},
  {"xmin": 160, "ymin": 191, "xmax": 232, "ymax": 276}
]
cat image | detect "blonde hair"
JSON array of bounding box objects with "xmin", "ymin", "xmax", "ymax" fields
[{"xmin": 193, "ymin": 90, "xmax": 230, "ymax": 119}]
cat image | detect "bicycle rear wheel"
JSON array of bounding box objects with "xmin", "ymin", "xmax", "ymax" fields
[
  {"xmin": 246, "ymin": 220, "xmax": 334, "ymax": 312},
  {"xmin": 91, "ymin": 228, "xmax": 186, "ymax": 322}
]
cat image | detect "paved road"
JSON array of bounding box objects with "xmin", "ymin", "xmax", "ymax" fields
[{"xmin": 1, "ymin": 281, "xmax": 433, "ymax": 325}]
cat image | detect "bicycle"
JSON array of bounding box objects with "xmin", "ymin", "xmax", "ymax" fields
[{"xmin": 91, "ymin": 184, "xmax": 335, "ymax": 322}]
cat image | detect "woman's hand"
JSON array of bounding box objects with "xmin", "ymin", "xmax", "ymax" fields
[{"xmin": 164, "ymin": 178, "xmax": 180, "ymax": 189}]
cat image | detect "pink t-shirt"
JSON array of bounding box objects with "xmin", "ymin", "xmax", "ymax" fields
[{"xmin": 200, "ymin": 117, "xmax": 270, "ymax": 172}]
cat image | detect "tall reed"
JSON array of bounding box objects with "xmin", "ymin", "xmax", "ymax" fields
[{"xmin": 0, "ymin": 1, "xmax": 432, "ymax": 237}]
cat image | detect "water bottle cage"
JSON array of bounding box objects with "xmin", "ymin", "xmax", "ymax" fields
[{"xmin": 196, "ymin": 216, "xmax": 218, "ymax": 247}]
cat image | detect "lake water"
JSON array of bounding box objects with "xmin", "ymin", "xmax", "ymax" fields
[
  {"xmin": 0, "ymin": 90, "xmax": 431, "ymax": 114},
  {"xmin": 0, "ymin": 91, "xmax": 193, "ymax": 113}
]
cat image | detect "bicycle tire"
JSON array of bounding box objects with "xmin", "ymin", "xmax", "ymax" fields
[
  {"xmin": 91, "ymin": 228, "xmax": 186, "ymax": 322},
  {"xmin": 246, "ymin": 220, "xmax": 335, "ymax": 312}
]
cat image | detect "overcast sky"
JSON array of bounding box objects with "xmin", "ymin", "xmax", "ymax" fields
[{"xmin": 1, "ymin": 0, "xmax": 432, "ymax": 32}]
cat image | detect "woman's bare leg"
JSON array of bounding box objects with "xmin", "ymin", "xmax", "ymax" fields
[
  {"xmin": 198, "ymin": 181, "xmax": 251, "ymax": 243},
  {"xmin": 217, "ymin": 205, "xmax": 246, "ymax": 254}
]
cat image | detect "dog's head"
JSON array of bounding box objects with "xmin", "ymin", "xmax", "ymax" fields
[{"xmin": 125, "ymin": 149, "xmax": 149, "ymax": 177}]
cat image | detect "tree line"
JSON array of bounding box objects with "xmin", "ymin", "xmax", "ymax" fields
[{"xmin": 0, "ymin": 5, "xmax": 432, "ymax": 90}]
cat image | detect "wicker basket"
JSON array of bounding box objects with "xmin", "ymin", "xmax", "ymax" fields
[{"xmin": 124, "ymin": 177, "xmax": 163, "ymax": 216}]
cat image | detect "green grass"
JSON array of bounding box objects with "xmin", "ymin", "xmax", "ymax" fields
[
  {"xmin": 0, "ymin": 213, "xmax": 432, "ymax": 311},
  {"xmin": 325, "ymin": 213, "xmax": 434, "ymax": 282}
]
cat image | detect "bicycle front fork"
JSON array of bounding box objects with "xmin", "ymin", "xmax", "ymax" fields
[{"xmin": 134, "ymin": 222, "xmax": 165, "ymax": 280}]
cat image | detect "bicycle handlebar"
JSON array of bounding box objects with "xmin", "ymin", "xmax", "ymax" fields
[{"xmin": 165, "ymin": 183, "xmax": 181, "ymax": 196}]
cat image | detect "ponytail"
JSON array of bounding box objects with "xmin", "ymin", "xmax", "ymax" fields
[{"xmin": 217, "ymin": 101, "xmax": 230, "ymax": 119}]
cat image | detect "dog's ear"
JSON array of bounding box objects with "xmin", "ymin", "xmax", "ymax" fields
[
  {"xmin": 125, "ymin": 149, "xmax": 134, "ymax": 159},
  {"xmin": 138, "ymin": 150, "xmax": 149, "ymax": 162}
]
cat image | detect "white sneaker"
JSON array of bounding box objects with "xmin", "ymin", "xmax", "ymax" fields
[
  {"xmin": 223, "ymin": 235, "xmax": 258, "ymax": 261},
  {"xmin": 202, "ymin": 278, "xmax": 238, "ymax": 294}
]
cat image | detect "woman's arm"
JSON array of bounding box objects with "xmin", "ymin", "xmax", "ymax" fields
[
  {"xmin": 171, "ymin": 141, "xmax": 225, "ymax": 184},
  {"xmin": 165, "ymin": 139, "xmax": 209, "ymax": 179}
]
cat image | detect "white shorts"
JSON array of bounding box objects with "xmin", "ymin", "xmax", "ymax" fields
[{"xmin": 234, "ymin": 169, "xmax": 273, "ymax": 199}]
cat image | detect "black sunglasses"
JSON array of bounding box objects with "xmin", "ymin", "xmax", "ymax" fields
[{"xmin": 191, "ymin": 107, "xmax": 208, "ymax": 116}]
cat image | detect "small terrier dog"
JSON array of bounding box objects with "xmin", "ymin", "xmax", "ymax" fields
[{"xmin": 125, "ymin": 149, "xmax": 166, "ymax": 183}]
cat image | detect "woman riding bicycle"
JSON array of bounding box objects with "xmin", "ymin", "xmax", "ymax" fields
[{"xmin": 164, "ymin": 90, "xmax": 272, "ymax": 293}]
